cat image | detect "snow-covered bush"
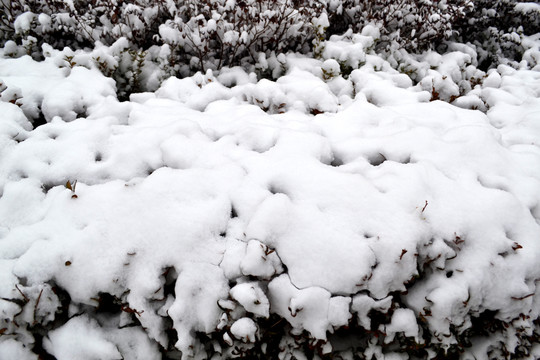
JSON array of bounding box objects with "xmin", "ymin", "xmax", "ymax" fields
[
  {"xmin": 453, "ymin": 0, "xmax": 540, "ymax": 69},
  {"xmin": 0, "ymin": 0, "xmax": 24, "ymax": 45},
  {"xmin": 326, "ymin": 0, "xmax": 473, "ymax": 52},
  {"xmin": 4, "ymin": 0, "xmax": 537, "ymax": 101},
  {"xmin": 0, "ymin": 0, "xmax": 325, "ymax": 94},
  {"xmin": 1, "ymin": 37, "xmax": 540, "ymax": 358},
  {"xmin": 0, "ymin": 0, "xmax": 174, "ymax": 96},
  {"xmin": 158, "ymin": 0, "xmax": 324, "ymax": 72},
  {"xmin": 0, "ymin": 0, "xmax": 323, "ymax": 67},
  {"xmin": 0, "ymin": 0, "xmax": 169, "ymax": 50}
]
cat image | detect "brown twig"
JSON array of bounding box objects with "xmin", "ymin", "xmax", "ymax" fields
[
  {"xmin": 511, "ymin": 293, "xmax": 534, "ymax": 301},
  {"xmin": 421, "ymin": 200, "xmax": 429, "ymax": 213},
  {"xmin": 15, "ymin": 285, "xmax": 29, "ymax": 302},
  {"xmin": 33, "ymin": 289, "xmax": 43, "ymax": 325},
  {"xmin": 399, "ymin": 249, "xmax": 408, "ymax": 260},
  {"xmin": 121, "ymin": 304, "xmax": 144, "ymax": 317}
]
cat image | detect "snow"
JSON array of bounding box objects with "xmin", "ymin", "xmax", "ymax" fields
[
  {"xmin": 13, "ymin": 12, "xmax": 36, "ymax": 35},
  {"xmin": 515, "ymin": 2, "xmax": 540, "ymax": 14},
  {"xmin": 230, "ymin": 317, "xmax": 257, "ymax": 343},
  {"xmin": 41, "ymin": 67, "xmax": 116, "ymax": 122},
  {"xmin": 43, "ymin": 315, "xmax": 123, "ymax": 360},
  {"xmin": 352, "ymin": 294, "xmax": 393, "ymax": 330},
  {"xmin": 230, "ymin": 282, "xmax": 270, "ymax": 318},
  {"xmin": 168, "ymin": 262, "xmax": 230, "ymax": 354},
  {"xmin": 0, "ymin": 32, "xmax": 539, "ymax": 359},
  {"xmin": 384, "ymin": 308, "xmax": 421, "ymax": 344},
  {"xmin": 0, "ymin": 339, "xmax": 37, "ymax": 360},
  {"xmin": 323, "ymin": 31, "xmax": 368, "ymax": 70},
  {"xmin": 268, "ymin": 274, "xmax": 350, "ymax": 340},
  {"xmin": 240, "ymin": 239, "xmax": 283, "ymax": 279},
  {"xmin": 43, "ymin": 315, "xmax": 160, "ymax": 360}
]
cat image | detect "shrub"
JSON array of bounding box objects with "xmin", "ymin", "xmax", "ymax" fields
[
  {"xmin": 0, "ymin": 0, "xmax": 325, "ymax": 96},
  {"xmin": 0, "ymin": 0, "xmax": 170, "ymax": 51},
  {"xmin": 452, "ymin": 0, "xmax": 540, "ymax": 69},
  {"xmin": 326, "ymin": 0, "xmax": 473, "ymax": 52},
  {"xmin": 0, "ymin": 0, "xmax": 324, "ymax": 69},
  {"xmin": 158, "ymin": 0, "xmax": 324, "ymax": 72}
]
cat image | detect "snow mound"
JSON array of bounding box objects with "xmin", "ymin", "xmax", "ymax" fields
[{"xmin": 0, "ymin": 47, "xmax": 539, "ymax": 359}]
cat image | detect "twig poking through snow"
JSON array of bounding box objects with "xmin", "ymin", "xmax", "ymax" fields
[
  {"xmin": 511, "ymin": 293, "xmax": 534, "ymax": 301},
  {"xmin": 421, "ymin": 200, "xmax": 428, "ymax": 213},
  {"xmin": 33, "ymin": 289, "xmax": 43, "ymax": 325},
  {"xmin": 399, "ymin": 249, "xmax": 408, "ymax": 260},
  {"xmin": 15, "ymin": 285, "xmax": 29, "ymax": 303}
]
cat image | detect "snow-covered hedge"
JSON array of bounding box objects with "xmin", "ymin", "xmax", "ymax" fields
[
  {"xmin": 1, "ymin": 0, "xmax": 538, "ymax": 105},
  {"xmin": 1, "ymin": 41, "xmax": 540, "ymax": 359},
  {"xmin": 326, "ymin": 0, "xmax": 473, "ymax": 51},
  {"xmin": 0, "ymin": 0, "xmax": 323, "ymax": 68},
  {"xmin": 453, "ymin": 0, "xmax": 540, "ymax": 69},
  {"xmin": 0, "ymin": 5, "xmax": 539, "ymax": 358},
  {"xmin": 157, "ymin": 0, "xmax": 324, "ymax": 72},
  {"xmin": 3, "ymin": 0, "xmax": 538, "ymax": 80},
  {"xmin": 0, "ymin": 0, "xmax": 325, "ymax": 97},
  {"xmin": 0, "ymin": 0, "xmax": 167, "ymax": 50}
]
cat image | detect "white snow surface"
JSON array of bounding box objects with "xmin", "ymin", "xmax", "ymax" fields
[
  {"xmin": 43, "ymin": 314, "xmax": 160, "ymax": 360},
  {"xmin": 230, "ymin": 281, "xmax": 270, "ymax": 318},
  {"xmin": 230, "ymin": 317, "xmax": 257, "ymax": 343},
  {"xmin": 0, "ymin": 45, "xmax": 539, "ymax": 359}
]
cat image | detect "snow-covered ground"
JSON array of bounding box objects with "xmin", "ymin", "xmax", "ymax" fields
[{"xmin": 0, "ymin": 36, "xmax": 539, "ymax": 359}]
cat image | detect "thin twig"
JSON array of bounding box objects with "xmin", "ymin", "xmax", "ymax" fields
[
  {"xmin": 15, "ymin": 285, "xmax": 29, "ymax": 302},
  {"xmin": 511, "ymin": 293, "xmax": 534, "ymax": 301},
  {"xmin": 421, "ymin": 200, "xmax": 429, "ymax": 213},
  {"xmin": 33, "ymin": 289, "xmax": 43, "ymax": 325}
]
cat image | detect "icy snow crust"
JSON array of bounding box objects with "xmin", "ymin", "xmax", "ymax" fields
[{"xmin": 0, "ymin": 48, "xmax": 540, "ymax": 359}]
